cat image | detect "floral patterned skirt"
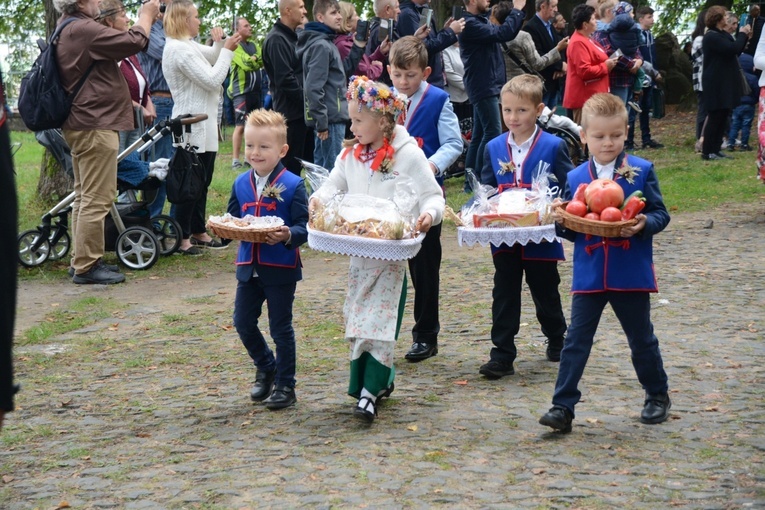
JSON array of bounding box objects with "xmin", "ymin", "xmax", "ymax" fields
[
  {"xmin": 757, "ymin": 88, "xmax": 765, "ymax": 182},
  {"xmin": 344, "ymin": 257, "xmax": 407, "ymax": 398}
]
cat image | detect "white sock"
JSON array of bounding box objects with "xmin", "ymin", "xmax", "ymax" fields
[{"xmin": 359, "ymin": 389, "xmax": 376, "ymax": 412}]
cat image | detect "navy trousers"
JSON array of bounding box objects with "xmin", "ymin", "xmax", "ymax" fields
[
  {"xmin": 552, "ymin": 292, "xmax": 669, "ymax": 417},
  {"xmin": 490, "ymin": 251, "xmax": 567, "ymax": 364},
  {"xmin": 407, "ymin": 222, "xmax": 442, "ymax": 345},
  {"xmin": 234, "ymin": 277, "xmax": 298, "ymax": 388}
]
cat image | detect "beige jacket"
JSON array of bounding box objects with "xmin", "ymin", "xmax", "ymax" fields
[{"xmin": 501, "ymin": 30, "xmax": 561, "ymax": 82}]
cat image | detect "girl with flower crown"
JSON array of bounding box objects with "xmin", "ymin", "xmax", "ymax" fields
[{"xmin": 310, "ymin": 76, "xmax": 444, "ymax": 423}]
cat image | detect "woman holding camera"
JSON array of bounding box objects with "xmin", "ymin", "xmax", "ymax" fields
[
  {"xmin": 334, "ymin": 1, "xmax": 387, "ymax": 80},
  {"xmin": 162, "ymin": 0, "xmax": 241, "ymax": 255}
]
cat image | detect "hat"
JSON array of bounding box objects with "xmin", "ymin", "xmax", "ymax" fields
[
  {"xmin": 613, "ymin": 1, "xmax": 633, "ymax": 16},
  {"xmin": 346, "ymin": 75, "xmax": 408, "ymax": 119}
]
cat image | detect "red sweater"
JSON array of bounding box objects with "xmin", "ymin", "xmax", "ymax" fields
[{"xmin": 563, "ymin": 30, "xmax": 610, "ymax": 109}]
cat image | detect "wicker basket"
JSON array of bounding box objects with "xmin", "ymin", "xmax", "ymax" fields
[
  {"xmin": 555, "ymin": 202, "xmax": 637, "ymax": 238},
  {"xmin": 207, "ymin": 220, "xmax": 281, "ymax": 243}
]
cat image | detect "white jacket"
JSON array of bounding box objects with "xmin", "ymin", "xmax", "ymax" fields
[
  {"xmin": 325, "ymin": 125, "xmax": 445, "ymax": 227},
  {"xmin": 162, "ymin": 38, "xmax": 233, "ymax": 153},
  {"xmin": 753, "ymin": 29, "xmax": 765, "ymax": 87}
]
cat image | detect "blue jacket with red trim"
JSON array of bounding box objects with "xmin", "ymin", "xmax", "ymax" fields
[
  {"xmin": 482, "ymin": 129, "xmax": 571, "ymax": 260},
  {"xmin": 558, "ymin": 153, "xmax": 670, "ymax": 292},
  {"xmin": 227, "ymin": 164, "xmax": 309, "ymax": 285}
]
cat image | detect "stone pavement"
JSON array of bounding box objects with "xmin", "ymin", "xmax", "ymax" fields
[{"xmin": 3, "ymin": 203, "xmax": 764, "ymax": 509}]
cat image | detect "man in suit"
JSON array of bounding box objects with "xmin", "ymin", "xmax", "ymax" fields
[{"xmin": 522, "ymin": 0, "xmax": 566, "ymax": 108}]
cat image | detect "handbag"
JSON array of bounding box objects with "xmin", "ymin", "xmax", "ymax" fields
[
  {"xmin": 738, "ymin": 68, "xmax": 753, "ymax": 97},
  {"xmin": 651, "ymin": 87, "xmax": 665, "ymax": 120},
  {"xmin": 166, "ymin": 143, "xmax": 206, "ymax": 204}
]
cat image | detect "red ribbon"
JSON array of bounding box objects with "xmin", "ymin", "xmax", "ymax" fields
[
  {"xmin": 353, "ymin": 138, "xmax": 394, "ymax": 172},
  {"xmin": 585, "ymin": 238, "xmax": 631, "ymax": 256}
]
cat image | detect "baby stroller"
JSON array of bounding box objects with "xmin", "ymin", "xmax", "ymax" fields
[
  {"xmin": 537, "ymin": 107, "xmax": 587, "ymax": 165},
  {"xmin": 17, "ymin": 114, "xmax": 207, "ymax": 270}
]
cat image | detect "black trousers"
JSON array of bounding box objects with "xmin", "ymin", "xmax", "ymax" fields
[
  {"xmin": 176, "ymin": 151, "xmax": 216, "ymax": 239},
  {"xmin": 284, "ymin": 118, "xmax": 314, "ymax": 176},
  {"xmin": 0, "ymin": 112, "xmax": 17, "ymax": 412},
  {"xmin": 407, "ymin": 222, "xmax": 442, "ymax": 345},
  {"xmin": 702, "ymin": 108, "xmax": 730, "ymax": 156},
  {"xmin": 489, "ymin": 250, "xmax": 567, "ymax": 364}
]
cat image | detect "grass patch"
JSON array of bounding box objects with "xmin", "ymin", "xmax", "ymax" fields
[{"xmin": 20, "ymin": 296, "xmax": 116, "ymax": 345}]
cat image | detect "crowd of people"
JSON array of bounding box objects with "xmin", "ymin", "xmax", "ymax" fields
[{"xmin": 4, "ymin": 0, "xmax": 762, "ymax": 429}]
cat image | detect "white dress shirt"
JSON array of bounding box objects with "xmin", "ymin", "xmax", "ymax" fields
[{"xmin": 593, "ymin": 158, "xmax": 617, "ymax": 180}]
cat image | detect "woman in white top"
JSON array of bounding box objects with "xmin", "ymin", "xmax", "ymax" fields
[{"xmin": 162, "ymin": 0, "xmax": 240, "ymax": 254}]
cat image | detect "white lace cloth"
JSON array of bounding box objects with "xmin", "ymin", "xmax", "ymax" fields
[
  {"xmin": 308, "ymin": 227, "xmax": 425, "ymax": 260},
  {"xmin": 457, "ymin": 224, "xmax": 559, "ymax": 248}
]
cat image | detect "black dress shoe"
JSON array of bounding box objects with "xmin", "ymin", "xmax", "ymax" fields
[
  {"xmin": 539, "ymin": 405, "xmax": 573, "ymax": 433},
  {"xmin": 640, "ymin": 393, "xmax": 671, "ymax": 424},
  {"xmin": 479, "ymin": 359, "xmax": 515, "ymax": 379},
  {"xmin": 354, "ymin": 396, "xmax": 376, "ymax": 423},
  {"xmin": 405, "ymin": 342, "xmax": 438, "ymax": 362},
  {"xmin": 249, "ymin": 369, "xmax": 275, "ymax": 402},
  {"xmin": 264, "ymin": 385, "xmax": 296, "ymax": 410},
  {"xmin": 546, "ymin": 339, "xmax": 563, "ymax": 362}
]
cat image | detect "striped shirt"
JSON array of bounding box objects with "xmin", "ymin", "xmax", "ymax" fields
[{"xmin": 136, "ymin": 20, "xmax": 170, "ymax": 93}]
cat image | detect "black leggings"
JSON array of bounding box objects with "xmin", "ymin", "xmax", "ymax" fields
[
  {"xmin": 175, "ymin": 151, "xmax": 216, "ymax": 239},
  {"xmin": 702, "ymin": 109, "xmax": 731, "ymax": 156}
]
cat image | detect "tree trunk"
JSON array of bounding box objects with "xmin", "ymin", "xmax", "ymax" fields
[{"xmin": 37, "ymin": 0, "xmax": 71, "ymax": 203}]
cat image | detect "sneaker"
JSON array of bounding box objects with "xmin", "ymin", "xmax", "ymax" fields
[
  {"xmin": 68, "ymin": 259, "xmax": 119, "ymax": 277},
  {"xmin": 232, "ymin": 159, "xmax": 243, "ymax": 169},
  {"xmin": 190, "ymin": 237, "xmax": 227, "ymax": 250},
  {"xmin": 73, "ymin": 262, "xmax": 125, "ymax": 285},
  {"xmin": 479, "ymin": 359, "xmax": 515, "ymax": 379},
  {"xmin": 642, "ymin": 140, "xmax": 664, "ymax": 149},
  {"xmin": 627, "ymin": 101, "xmax": 642, "ymax": 113},
  {"xmin": 740, "ymin": 144, "xmax": 752, "ymax": 151}
]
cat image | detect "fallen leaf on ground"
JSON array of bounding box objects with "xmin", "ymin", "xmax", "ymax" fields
[
  {"xmin": 586, "ymin": 418, "xmax": 598, "ymax": 424},
  {"xmin": 453, "ymin": 380, "xmax": 468, "ymax": 385},
  {"xmin": 532, "ymin": 468, "xmax": 546, "ymax": 475},
  {"xmin": 2, "ymin": 475, "xmax": 14, "ymax": 483},
  {"xmin": 55, "ymin": 502, "xmax": 71, "ymax": 509},
  {"xmin": 407, "ymin": 424, "xmax": 418, "ymax": 431}
]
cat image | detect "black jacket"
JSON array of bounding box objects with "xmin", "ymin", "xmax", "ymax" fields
[
  {"xmin": 702, "ymin": 28, "xmax": 748, "ymax": 111},
  {"xmin": 262, "ymin": 19, "xmax": 304, "ymax": 122},
  {"xmin": 396, "ymin": 0, "xmax": 458, "ymax": 89},
  {"xmin": 521, "ymin": 14, "xmax": 562, "ymax": 83}
]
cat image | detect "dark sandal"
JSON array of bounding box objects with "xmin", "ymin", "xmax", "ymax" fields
[{"xmin": 353, "ymin": 396, "xmax": 376, "ymax": 423}]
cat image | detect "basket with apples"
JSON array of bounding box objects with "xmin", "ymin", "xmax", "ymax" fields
[{"xmin": 554, "ymin": 179, "xmax": 644, "ymax": 237}]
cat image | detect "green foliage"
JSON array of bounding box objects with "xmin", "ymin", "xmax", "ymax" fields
[{"xmin": 651, "ymin": 0, "xmax": 749, "ymax": 36}]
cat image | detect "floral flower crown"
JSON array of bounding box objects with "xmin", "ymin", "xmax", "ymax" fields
[{"xmin": 346, "ymin": 75, "xmax": 408, "ymax": 119}]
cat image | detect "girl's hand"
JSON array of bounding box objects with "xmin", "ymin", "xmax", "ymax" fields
[
  {"xmin": 620, "ymin": 213, "xmax": 646, "ymax": 238},
  {"xmin": 415, "ymin": 212, "xmax": 433, "ymax": 233},
  {"xmin": 210, "ymin": 27, "xmax": 226, "ymax": 42},
  {"xmin": 266, "ymin": 226, "xmax": 291, "ymax": 245}
]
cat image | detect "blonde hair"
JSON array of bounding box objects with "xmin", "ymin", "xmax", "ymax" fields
[
  {"xmin": 245, "ymin": 109, "xmax": 288, "ymax": 145},
  {"xmin": 338, "ymin": 1, "xmax": 356, "ymax": 34},
  {"xmin": 580, "ymin": 93, "xmax": 628, "ymax": 131},
  {"xmin": 343, "ymin": 100, "xmax": 396, "ymax": 148},
  {"xmin": 501, "ymin": 74, "xmax": 544, "ymax": 106},
  {"xmin": 597, "ymin": 0, "xmax": 617, "ymax": 19},
  {"xmin": 164, "ymin": 0, "xmax": 195, "ymax": 39},
  {"xmin": 389, "ymin": 36, "xmax": 428, "ymax": 71}
]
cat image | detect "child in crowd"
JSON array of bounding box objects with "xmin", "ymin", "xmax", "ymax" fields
[
  {"xmin": 228, "ymin": 110, "xmax": 309, "ymax": 411},
  {"xmin": 388, "ymin": 36, "xmax": 463, "ymax": 362},
  {"xmin": 539, "ymin": 93, "xmax": 671, "ymax": 433},
  {"xmin": 478, "ymin": 74, "xmax": 571, "ymax": 379},
  {"xmin": 296, "ymin": 0, "xmax": 349, "ymax": 168},
  {"xmin": 727, "ymin": 52, "xmax": 759, "ymax": 151},
  {"xmin": 311, "ymin": 76, "xmax": 444, "ymax": 423}
]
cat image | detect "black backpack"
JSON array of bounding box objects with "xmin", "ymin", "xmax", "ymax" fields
[{"xmin": 18, "ymin": 18, "xmax": 95, "ymax": 132}]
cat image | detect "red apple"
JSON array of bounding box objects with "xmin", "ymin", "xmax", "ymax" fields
[
  {"xmin": 565, "ymin": 200, "xmax": 588, "ymax": 217},
  {"xmin": 584, "ymin": 179, "xmax": 625, "ymax": 214},
  {"xmin": 600, "ymin": 206, "xmax": 623, "ymax": 222}
]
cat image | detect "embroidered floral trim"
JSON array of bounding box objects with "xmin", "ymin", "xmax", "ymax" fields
[
  {"xmin": 498, "ymin": 159, "xmax": 516, "ymax": 176},
  {"xmin": 354, "ymin": 138, "xmax": 395, "ymax": 174},
  {"xmin": 262, "ymin": 182, "xmax": 286, "ymax": 202},
  {"xmin": 615, "ymin": 161, "xmax": 641, "ymax": 184}
]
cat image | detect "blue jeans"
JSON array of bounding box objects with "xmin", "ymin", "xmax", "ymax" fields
[
  {"xmin": 728, "ymin": 103, "xmax": 755, "ymax": 146},
  {"xmin": 147, "ymin": 96, "xmax": 175, "ymax": 218},
  {"xmin": 552, "ymin": 292, "xmax": 668, "ymax": 417},
  {"xmin": 628, "ymin": 87, "xmax": 654, "ymax": 145},
  {"xmin": 234, "ymin": 278, "xmax": 298, "ymax": 388},
  {"xmin": 465, "ymin": 95, "xmax": 501, "ymax": 190},
  {"xmin": 313, "ymin": 122, "xmax": 345, "ymax": 170},
  {"xmin": 610, "ymin": 86, "xmax": 631, "ymax": 105}
]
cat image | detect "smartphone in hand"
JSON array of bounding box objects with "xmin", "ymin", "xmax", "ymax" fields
[
  {"xmin": 379, "ymin": 18, "xmax": 390, "ymax": 43},
  {"xmin": 355, "ymin": 19, "xmax": 370, "ymax": 42},
  {"xmin": 452, "ymin": 6, "xmax": 463, "ymax": 20},
  {"xmin": 419, "ymin": 8, "xmax": 432, "ymax": 28},
  {"xmin": 610, "ymin": 48, "xmax": 623, "ymax": 59}
]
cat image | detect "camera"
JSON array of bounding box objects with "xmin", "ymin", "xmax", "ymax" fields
[
  {"xmin": 355, "ymin": 19, "xmax": 370, "ymax": 42},
  {"xmin": 159, "ymin": 2, "xmax": 166, "ymax": 13}
]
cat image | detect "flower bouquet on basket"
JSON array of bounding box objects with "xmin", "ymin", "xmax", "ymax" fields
[
  {"xmin": 302, "ymin": 160, "xmax": 425, "ymax": 260},
  {"xmin": 457, "ymin": 165, "xmax": 560, "ymax": 248},
  {"xmin": 554, "ymin": 178, "xmax": 643, "ymax": 238}
]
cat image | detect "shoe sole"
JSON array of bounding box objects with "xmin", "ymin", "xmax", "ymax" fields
[
  {"xmin": 405, "ymin": 348, "xmax": 438, "ymax": 362},
  {"xmin": 72, "ymin": 275, "xmax": 125, "ymax": 284},
  {"xmin": 479, "ymin": 367, "xmax": 515, "ymax": 379},
  {"xmin": 539, "ymin": 415, "xmax": 572, "ymax": 433}
]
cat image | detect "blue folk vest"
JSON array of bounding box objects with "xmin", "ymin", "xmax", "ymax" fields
[
  {"xmin": 405, "ymin": 84, "xmax": 449, "ymax": 186},
  {"xmin": 567, "ymin": 155, "xmax": 657, "ymax": 292},
  {"xmin": 234, "ymin": 168, "xmax": 301, "ymax": 269},
  {"xmin": 485, "ymin": 129, "xmax": 565, "ymax": 261}
]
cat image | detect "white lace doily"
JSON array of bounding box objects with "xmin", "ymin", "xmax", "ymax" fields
[
  {"xmin": 458, "ymin": 224, "xmax": 559, "ymax": 248},
  {"xmin": 307, "ymin": 228, "xmax": 425, "ymax": 260}
]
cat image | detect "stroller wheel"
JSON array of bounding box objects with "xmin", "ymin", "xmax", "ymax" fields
[
  {"xmin": 18, "ymin": 229, "xmax": 51, "ymax": 268},
  {"xmin": 152, "ymin": 214, "xmax": 182, "ymax": 256},
  {"xmin": 46, "ymin": 230, "xmax": 71, "ymax": 261},
  {"xmin": 116, "ymin": 226, "xmax": 160, "ymax": 270}
]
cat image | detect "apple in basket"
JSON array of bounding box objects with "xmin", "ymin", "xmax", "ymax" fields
[{"xmin": 584, "ymin": 179, "xmax": 624, "ymax": 214}]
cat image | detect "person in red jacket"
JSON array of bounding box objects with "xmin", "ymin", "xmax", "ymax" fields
[{"xmin": 563, "ymin": 4, "xmax": 615, "ymax": 124}]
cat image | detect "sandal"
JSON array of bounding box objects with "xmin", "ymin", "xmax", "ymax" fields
[
  {"xmin": 378, "ymin": 382, "xmax": 394, "ymax": 400},
  {"xmin": 354, "ymin": 396, "xmax": 376, "ymax": 423}
]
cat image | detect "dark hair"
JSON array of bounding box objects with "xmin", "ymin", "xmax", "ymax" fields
[
  {"xmin": 492, "ymin": 1, "xmax": 514, "ymax": 25},
  {"xmin": 636, "ymin": 6, "xmax": 653, "ymax": 19},
  {"xmin": 572, "ymin": 4, "xmax": 595, "ymax": 30},
  {"xmin": 705, "ymin": 5, "xmax": 726, "ymax": 29},
  {"xmin": 313, "ymin": 0, "xmax": 340, "ymax": 19},
  {"xmin": 691, "ymin": 9, "xmax": 707, "ymax": 39}
]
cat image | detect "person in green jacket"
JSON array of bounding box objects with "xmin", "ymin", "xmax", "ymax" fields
[{"xmin": 229, "ymin": 18, "xmax": 266, "ymax": 168}]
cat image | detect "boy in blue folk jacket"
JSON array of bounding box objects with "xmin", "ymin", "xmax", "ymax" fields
[
  {"xmin": 228, "ymin": 109, "xmax": 309, "ymax": 411},
  {"xmin": 540, "ymin": 93, "xmax": 671, "ymax": 434},
  {"xmin": 479, "ymin": 74, "xmax": 572, "ymax": 379}
]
